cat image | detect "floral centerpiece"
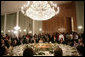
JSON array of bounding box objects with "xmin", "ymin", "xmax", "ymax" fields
[{"xmin": 8, "ymin": 43, "xmax": 80, "ymax": 56}]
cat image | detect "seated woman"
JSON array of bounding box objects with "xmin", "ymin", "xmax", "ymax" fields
[
  {"xmin": 23, "ymin": 47, "xmax": 34, "ymax": 56},
  {"xmin": 78, "ymin": 39, "xmax": 84, "ymax": 47},
  {"xmin": 58, "ymin": 33, "xmax": 65, "ymax": 44},
  {"xmin": 60, "ymin": 38, "xmax": 65, "ymax": 44},
  {"xmin": 39, "ymin": 38, "xmax": 44, "ymax": 43}
]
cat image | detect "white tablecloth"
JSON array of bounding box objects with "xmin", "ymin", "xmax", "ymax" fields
[{"xmin": 8, "ymin": 43, "xmax": 80, "ymax": 56}]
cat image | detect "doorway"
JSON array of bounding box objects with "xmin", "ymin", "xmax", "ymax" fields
[{"xmin": 66, "ymin": 17, "xmax": 73, "ymax": 33}]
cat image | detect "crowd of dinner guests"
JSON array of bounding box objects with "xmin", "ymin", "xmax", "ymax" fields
[{"xmin": 1, "ymin": 31, "xmax": 84, "ymax": 56}]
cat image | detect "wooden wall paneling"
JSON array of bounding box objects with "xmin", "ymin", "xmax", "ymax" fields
[{"xmin": 42, "ymin": 2, "xmax": 77, "ymax": 33}]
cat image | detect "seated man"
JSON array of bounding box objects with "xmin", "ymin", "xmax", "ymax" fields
[
  {"xmin": 23, "ymin": 47, "xmax": 34, "ymax": 56},
  {"xmin": 0, "ymin": 46, "xmax": 9, "ymax": 56},
  {"xmin": 12, "ymin": 40, "xmax": 17, "ymax": 47},
  {"xmin": 54, "ymin": 46, "xmax": 63, "ymax": 56},
  {"xmin": 53, "ymin": 36, "xmax": 57, "ymax": 43},
  {"xmin": 77, "ymin": 45, "xmax": 84, "ymax": 56},
  {"xmin": 1, "ymin": 39, "xmax": 5, "ymax": 47}
]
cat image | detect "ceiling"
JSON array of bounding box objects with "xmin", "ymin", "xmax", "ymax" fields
[{"xmin": 1, "ymin": 1, "xmax": 72, "ymax": 15}]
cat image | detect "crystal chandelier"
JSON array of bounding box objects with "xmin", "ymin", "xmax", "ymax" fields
[{"xmin": 21, "ymin": 1, "xmax": 60, "ymax": 21}]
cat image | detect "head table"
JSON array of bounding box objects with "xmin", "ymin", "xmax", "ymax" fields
[{"xmin": 8, "ymin": 43, "xmax": 80, "ymax": 56}]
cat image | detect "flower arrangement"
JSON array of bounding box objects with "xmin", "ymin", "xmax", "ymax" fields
[{"xmin": 8, "ymin": 43, "xmax": 80, "ymax": 56}]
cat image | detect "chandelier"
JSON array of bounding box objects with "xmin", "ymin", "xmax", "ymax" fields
[{"xmin": 21, "ymin": 1, "xmax": 60, "ymax": 21}]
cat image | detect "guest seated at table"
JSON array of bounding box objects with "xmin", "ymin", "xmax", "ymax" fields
[
  {"xmin": 77, "ymin": 45, "xmax": 84, "ymax": 56},
  {"xmin": 74, "ymin": 40, "xmax": 78, "ymax": 47},
  {"xmin": 12, "ymin": 39, "xmax": 17, "ymax": 47},
  {"xmin": 35, "ymin": 37, "xmax": 39, "ymax": 43},
  {"xmin": 19, "ymin": 38, "xmax": 24, "ymax": 45},
  {"xmin": 53, "ymin": 36, "xmax": 57, "ymax": 43},
  {"xmin": 58, "ymin": 33, "xmax": 65, "ymax": 44},
  {"xmin": 39, "ymin": 38, "xmax": 44, "ymax": 43},
  {"xmin": 60, "ymin": 38, "xmax": 65, "ymax": 44},
  {"xmin": 23, "ymin": 47, "xmax": 34, "ymax": 56},
  {"xmin": 5, "ymin": 34, "xmax": 9, "ymax": 40},
  {"xmin": 78, "ymin": 39, "xmax": 84, "ymax": 47},
  {"xmin": 46, "ymin": 37, "xmax": 50, "ymax": 43},
  {"xmin": 54, "ymin": 46, "xmax": 63, "ymax": 56},
  {"xmin": 1, "ymin": 39, "xmax": 5, "ymax": 47},
  {"xmin": 74, "ymin": 33, "xmax": 79, "ymax": 41},
  {"xmin": 5, "ymin": 39, "xmax": 11, "ymax": 48},
  {"xmin": 0, "ymin": 46, "xmax": 9, "ymax": 56}
]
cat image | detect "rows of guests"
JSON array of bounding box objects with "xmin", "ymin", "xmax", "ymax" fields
[{"xmin": 1, "ymin": 32, "xmax": 84, "ymax": 56}]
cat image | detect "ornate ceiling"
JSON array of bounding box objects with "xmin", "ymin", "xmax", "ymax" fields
[{"xmin": 1, "ymin": 1, "xmax": 72, "ymax": 15}]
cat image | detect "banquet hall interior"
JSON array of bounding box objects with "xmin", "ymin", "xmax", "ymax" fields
[{"xmin": 1, "ymin": 1, "xmax": 84, "ymax": 56}]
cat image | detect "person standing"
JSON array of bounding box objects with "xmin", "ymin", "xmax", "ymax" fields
[{"xmin": 58, "ymin": 33, "xmax": 65, "ymax": 44}]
